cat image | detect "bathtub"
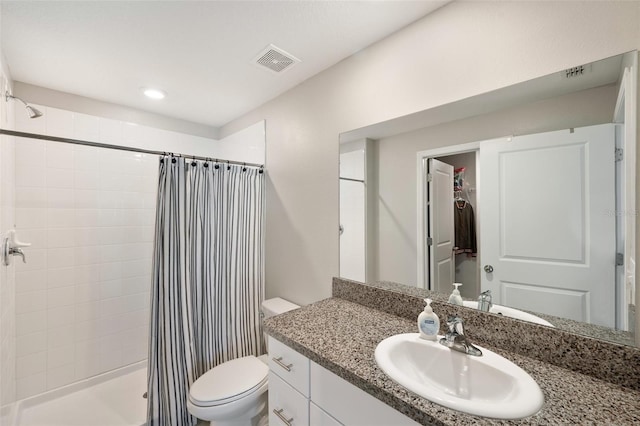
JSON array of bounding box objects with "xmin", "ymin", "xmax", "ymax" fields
[{"xmin": 15, "ymin": 361, "xmax": 147, "ymax": 426}]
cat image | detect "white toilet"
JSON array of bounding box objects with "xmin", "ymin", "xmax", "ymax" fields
[{"xmin": 187, "ymin": 297, "xmax": 299, "ymax": 426}]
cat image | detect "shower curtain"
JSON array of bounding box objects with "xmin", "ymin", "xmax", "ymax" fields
[{"xmin": 146, "ymin": 156, "xmax": 265, "ymax": 426}]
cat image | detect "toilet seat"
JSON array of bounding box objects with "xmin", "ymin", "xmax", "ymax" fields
[{"xmin": 189, "ymin": 356, "xmax": 268, "ymax": 408}]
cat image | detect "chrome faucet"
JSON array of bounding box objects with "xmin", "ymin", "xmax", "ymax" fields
[
  {"xmin": 439, "ymin": 316, "xmax": 482, "ymax": 357},
  {"xmin": 477, "ymin": 290, "xmax": 493, "ymax": 312}
]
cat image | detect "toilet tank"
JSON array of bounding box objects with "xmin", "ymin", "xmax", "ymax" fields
[
  {"xmin": 261, "ymin": 297, "xmax": 299, "ymax": 353},
  {"xmin": 261, "ymin": 297, "xmax": 299, "ymax": 319}
]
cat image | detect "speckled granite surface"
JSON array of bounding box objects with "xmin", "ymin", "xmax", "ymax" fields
[
  {"xmin": 264, "ymin": 298, "xmax": 640, "ymax": 425},
  {"xmin": 334, "ymin": 278, "xmax": 640, "ymax": 391}
]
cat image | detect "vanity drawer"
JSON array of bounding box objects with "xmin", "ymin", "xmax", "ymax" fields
[
  {"xmin": 269, "ymin": 371, "xmax": 309, "ymax": 426},
  {"xmin": 268, "ymin": 336, "xmax": 310, "ymax": 396},
  {"xmin": 310, "ymin": 402, "xmax": 343, "ymax": 426}
]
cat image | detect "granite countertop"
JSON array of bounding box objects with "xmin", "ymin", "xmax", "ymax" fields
[{"xmin": 264, "ymin": 297, "xmax": 640, "ymax": 426}]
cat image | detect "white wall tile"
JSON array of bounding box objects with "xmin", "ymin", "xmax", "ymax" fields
[
  {"xmin": 74, "ymin": 320, "xmax": 100, "ymax": 342},
  {"xmin": 15, "ymin": 291, "xmax": 46, "ymax": 314},
  {"xmin": 15, "ymin": 270, "xmax": 47, "ymax": 294},
  {"xmin": 73, "ymin": 113, "xmax": 99, "ymax": 141},
  {"xmin": 45, "ymin": 140, "xmax": 74, "ymax": 167},
  {"xmin": 46, "ymin": 248, "xmax": 74, "ymax": 269},
  {"xmin": 99, "ymin": 262, "xmax": 122, "ymax": 281},
  {"xmin": 46, "ymin": 363, "xmax": 75, "ymax": 390},
  {"xmin": 98, "ymin": 118, "xmax": 123, "ymax": 144},
  {"xmin": 44, "ymin": 108, "xmax": 74, "ymax": 138},
  {"xmin": 74, "ymin": 264, "xmax": 100, "ymax": 285},
  {"xmin": 74, "ymin": 190, "xmax": 100, "ymax": 209},
  {"xmin": 47, "ymin": 229, "xmax": 75, "ymax": 249},
  {"xmin": 47, "ymin": 286, "xmax": 75, "ymax": 309},
  {"xmin": 75, "ymin": 283, "xmax": 101, "ymax": 304},
  {"xmin": 75, "ymin": 209, "xmax": 100, "ymax": 227},
  {"xmin": 15, "ymin": 138, "xmax": 46, "ymax": 168},
  {"xmin": 73, "ymin": 145, "xmax": 101, "ymax": 171},
  {"xmin": 46, "ymin": 267, "xmax": 75, "ymax": 289},
  {"xmin": 16, "ymin": 351, "xmax": 46, "ymax": 379},
  {"xmin": 74, "ymin": 171, "xmax": 100, "ymax": 190},
  {"xmin": 74, "ymin": 246, "xmax": 101, "ymax": 266},
  {"xmin": 16, "ymin": 332, "xmax": 47, "ymax": 357},
  {"xmin": 15, "ymin": 166, "xmax": 45, "ymax": 188},
  {"xmin": 47, "ymin": 326, "xmax": 74, "ymax": 350},
  {"xmin": 15, "ymin": 311, "xmax": 46, "ymax": 337},
  {"xmin": 98, "ymin": 227, "xmax": 125, "ymax": 245},
  {"xmin": 46, "ymin": 208, "xmax": 76, "ymax": 228},
  {"xmin": 47, "ymin": 306, "xmax": 75, "ymax": 329},
  {"xmin": 15, "ymin": 208, "xmax": 47, "ymax": 229},
  {"xmin": 100, "ymin": 279, "xmax": 123, "ymax": 299},
  {"xmin": 46, "ymin": 189, "xmax": 75, "ymax": 209},
  {"xmin": 47, "ymin": 345, "xmax": 74, "ymax": 370},
  {"xmin": 16, "ymin": 187, "xmax": 47, "ymax": 209},
  {"xmin": 46, "ymin": 169, "xmax": 74, "ymax": 189},
  {"xmin": 75, "ymin": 301, "xmax": 101, "ymax": 322},
  {"xmin": 16, "ymin": 372, "xmax": 46, "ymax": 399}
]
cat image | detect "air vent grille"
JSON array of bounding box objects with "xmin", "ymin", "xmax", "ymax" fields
[{"xmin": 253, "ymin": 44, "xmax": 300, "ymax": 74}]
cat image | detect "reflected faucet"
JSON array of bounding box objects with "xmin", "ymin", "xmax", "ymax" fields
[
  {"xmin": 439, "ymin": 316, "xmax": 482, "ymax": 357},
  {"xmin": 478, "ymin": 290, "xmax": 493, "ymax": 312}
]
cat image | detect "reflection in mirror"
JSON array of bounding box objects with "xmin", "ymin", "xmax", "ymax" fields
[{"xmin": 339, "ymin": 51, "xmax": 638, "ymax": 347}]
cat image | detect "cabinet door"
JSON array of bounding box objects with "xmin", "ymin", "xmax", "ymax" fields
[
  {"xmin": 310, "ymin": 361, "xmax": 420, "ymax": 426},
  {"xmin": 269, "ymin": 336, "xmax": 310, "ymax": 396},
  {"xmin": 310, "ymin": 402, "xmax": 343, "ymax": 426},
  {"xmin": 269, "ymin": 371, "xmax": 309, "ymax": 426}
]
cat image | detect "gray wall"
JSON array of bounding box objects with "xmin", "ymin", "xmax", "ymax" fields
[{"xmin": 218, "ymin": 1, "xmax": 640, "ymax": 306}]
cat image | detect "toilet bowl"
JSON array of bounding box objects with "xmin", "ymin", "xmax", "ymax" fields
[{"xmin": 187, "ymin": 297, "xmax": 299, "ymax": 426}]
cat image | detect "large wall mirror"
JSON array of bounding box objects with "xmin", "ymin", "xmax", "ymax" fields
[{"xmin": 339, "ymin": 51, "xmax": 638, "ymax": 347}]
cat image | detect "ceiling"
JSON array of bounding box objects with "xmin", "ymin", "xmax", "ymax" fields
[{"xmin": 1, "ymin": 1, "xmax": 448, "ymax": 130}]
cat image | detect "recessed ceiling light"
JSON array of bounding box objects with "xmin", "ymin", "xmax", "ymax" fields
[{"xmin": 142, "ymin": 88, "xmax": 166, "ymax": 100}]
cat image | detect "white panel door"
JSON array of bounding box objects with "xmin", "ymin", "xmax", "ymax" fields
[
  {"xmin": 428, "ymin": 158, "xmax": 454, "ymax": 293},
  {"xmin": 480, "ymin": 124, "xmax": 616, "ymax": 327}
]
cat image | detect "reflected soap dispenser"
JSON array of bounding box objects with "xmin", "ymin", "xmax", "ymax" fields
[
  {"xmin": 448, "ymin": 283, "xmax": 464, "ymax": 306},
  {"xmin": 418, "ymin": 298, "xmax": 440, "ymax": 341}
]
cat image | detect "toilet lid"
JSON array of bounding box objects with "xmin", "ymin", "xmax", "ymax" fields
[{"xmin": 189, "ymin": 356, "xmax": 268, "ymax": 407}]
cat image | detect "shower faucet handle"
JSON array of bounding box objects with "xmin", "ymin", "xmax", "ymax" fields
[{"xmin": 2, "ymin": 229, "xmax": 31, "ymax": 266}]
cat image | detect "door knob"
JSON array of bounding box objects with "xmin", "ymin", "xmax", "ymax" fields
[{"xmin": 484, "ymin": 265, "xmax": 494, "ymax": 273}]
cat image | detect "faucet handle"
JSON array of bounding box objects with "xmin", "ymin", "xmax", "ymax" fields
[{"xmin": 446, "ymin": 316, "xmax": 464, "ymax": 335}]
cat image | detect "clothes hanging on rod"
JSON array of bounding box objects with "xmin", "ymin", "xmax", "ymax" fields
[
  {"xmin": 454, "ymin": 200, "xmax": 476, "ymax": 255},
  {"xmin": 454, "ymin": 196, "xmax": 477, "ymax": 256}
]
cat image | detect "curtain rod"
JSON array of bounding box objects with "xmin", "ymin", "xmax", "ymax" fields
[{"xmin": 0, "ymin": 129, "xmax": 264, "ymax": 169}]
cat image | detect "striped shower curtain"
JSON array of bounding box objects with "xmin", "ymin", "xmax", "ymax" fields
[{"xmin": 147, "ymin": 156, "xmax": 265, "ymax": 426}]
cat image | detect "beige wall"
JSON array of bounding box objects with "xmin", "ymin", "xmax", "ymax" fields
[{"xmin": 219, "ymin": 1, "xmax": 640, "ymax": 306}]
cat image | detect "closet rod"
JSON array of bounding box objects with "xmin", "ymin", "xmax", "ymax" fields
[{"xmin": 0, "ymin": 129, "xmax": 264, "ymax": 168}]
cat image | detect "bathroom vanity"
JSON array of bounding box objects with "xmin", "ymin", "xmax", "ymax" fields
[{"xmin": 264, "ymin": 278, "xmax": 640, "ymax": 425}]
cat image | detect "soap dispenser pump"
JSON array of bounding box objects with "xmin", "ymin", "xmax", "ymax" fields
[
  {"xmin": 448, "ymin": 283, "xmax": 464, "ymax": 306},
  {"xmin": 418, "ymin": 298, "xmax": 440, "ymax": 341}
]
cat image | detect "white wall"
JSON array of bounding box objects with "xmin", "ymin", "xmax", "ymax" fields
[{"xmin": 219, "ymin": 1, "xmax": 640, "ymax": 305}]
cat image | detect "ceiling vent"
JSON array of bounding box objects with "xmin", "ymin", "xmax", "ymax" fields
[{"xmin": 253, "ymin": 44, "xmax": 300, "ymax": 74}]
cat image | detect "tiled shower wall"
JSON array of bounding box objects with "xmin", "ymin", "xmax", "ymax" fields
[{"xmin": 11, "ymin": 106, "xmax": 224, "ymax": 400}]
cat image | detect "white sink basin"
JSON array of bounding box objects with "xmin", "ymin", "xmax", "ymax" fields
[
  {"xmin": 462, "ymin": 301, "xmax": 554, "ymax": 327},
  {"xmin": 375, "ymin": 333, "xmax": 544, "ymax": 419}
]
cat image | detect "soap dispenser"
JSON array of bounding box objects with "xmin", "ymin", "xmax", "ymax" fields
[
  {"xmin": 417, "ymin": 298, "xmax": 440, "ymax": 341},
  {"xmin": 448, "ymin": 283, "xmax": 464, "ymax": 306}
]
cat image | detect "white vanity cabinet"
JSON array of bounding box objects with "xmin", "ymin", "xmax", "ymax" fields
[{"xmin": 268, "ymin": 337, "xmax": 420, "ymax": 426}]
